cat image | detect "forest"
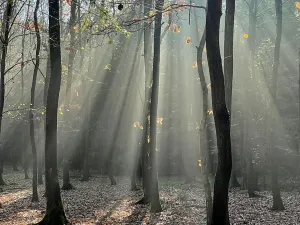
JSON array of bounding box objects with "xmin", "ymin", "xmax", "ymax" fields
[{"xmin": 0, "ymin": 0, "xmax": 299, "ymax": 224}]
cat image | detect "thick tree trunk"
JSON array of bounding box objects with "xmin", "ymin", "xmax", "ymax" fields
[
  {"xmin": 29, "ymin": 0, "xmax": 41, "ymax": 202},
  {"xmin": 36, "ymin": 0, "xmax": 68, "ymax": 223},
  {"xmin": 270, "ymin": 0, "xmax": 284, "ymax": 211},
  {"xmin": 62, "ymin": 0, "xmax": 77, "ymax": 191},
  {"xmin": 206, "ymin": 0, "xmax": 232, "ymax": 224}
]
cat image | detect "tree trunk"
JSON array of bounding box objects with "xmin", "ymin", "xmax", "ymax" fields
[
  {"xmin": 224, "ymin": 0, "xmax": 239, "ymax": 189},
  {"xmin": 197, "ymin": 24, "xmax": 213, "ymax": 224},
  {"xmin": 62, "ymin": 0, "xmax": 77, "ymax": 191},
  {"xmin": 299, "ymin": 48, "xmax": 300, "ymax": 155},
  {"xmin": 136, "ymin": 0, "xmax": 153, "ymax": 205},
  {"xmin": 29, "ymin": 0, "xmax": 41, "ymax": 202},
  {"xmin": 0, "ymin": 0, "xmax": 13, "ymax": 187},
  {"xmin": 36, "ymin": 0, "xmax": 68, "ymax": 223},
  {"xmin": 40, "ymin": 51, "xmax": 51, "ymax": 186},
  {"xmin": 206, "ymin": 0, "xmax": 232, "ymax": 224},
  {"xmin": 269, "ymin": 0, "xmax": 284, "ymax": 211},
  {"xmin": 148, "ymin": 0, "xmax": 164, "ymax": 214},
  {"xmin": 20, "ymin": 0, "xmax": 31, "ymax": 179}
]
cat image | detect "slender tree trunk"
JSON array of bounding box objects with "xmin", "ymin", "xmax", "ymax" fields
[
  {"xmin": 39, "ymin": 52, "xmax": 51, "ymax": 186},
  {"xmin": 81, "ymin": 34, "xmax": 92, "ymax": 182},
  {"xmin": 20, "ymin": 0, "xmax": 31, "ymax": 179},
  {"xmin": 29, "ymin": 0, "xmax": 41, "ymax": 202},
  {"xmin": 136, "ymin": 0, "xmax": 153, "ymax": 205},
  {"xmin": 270, "ymin": 0, "xmax": 284, "ymax": 211},
  {"xmin": 224, "ymin": 0, "xmax": 239, "ymax": 189},
  {"xmin": 0, "ymin": 0, "xmax": 13, "ymax": 187},
  {"xmin": 36, "ymin": 0, "xmax": 68, "ymax": 223},
  {"xmin": 206, "ymin": 0, "xmax": 232, "ymax": 224},
  {"xmin": 62, "ymin": 0, "xmax": 77, "ymax": 190},
  {"xmin": 299, "ymin": 48, "xmax": 300, "ymax": 155},
  {"xmin": 148, "ymin": 0, "xmax": 164, "ymax": 213},
  {"xmin": 197, "ymin": 25, "xmax": 213, "ymax": 224}
]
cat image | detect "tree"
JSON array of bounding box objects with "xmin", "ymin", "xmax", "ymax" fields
[
  {"xmin": 197, "ymin": 25, "xmax": 213, "ymax": 224},
  {"xmin": 224, "ymin": 0, "xmax": 239, "ymax": 188},
  {"xmin": 29, "ymin": 0, "xmax": 41, "ymax": 202},
  {"xmin": 136, "ymin": 0, "xmax": 154, "ymax": 205},
  {"xmin": 148, "ymin": 0, "xmax": 164, "ymax": 213},
  {"xmin": 0, "ymin": 0, "xmax": 13, "ymax": 186},
  {"xmin": 62, "ymin": 0, "xmax": 77, "ymax": 190},
  {"xmin": 269, "ymin": 0, "xmax": 284, "ymax": 211},
  {"xmin": 206, "ymin": 0, "xmax": 232, "ymax": 224},
  {"xmin": 36, "ymin": 0, "xmax": 68, "ymax": 223}
]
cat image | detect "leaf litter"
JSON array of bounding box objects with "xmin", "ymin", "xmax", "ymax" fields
[{"xmin": 0, "ymin": 171, "xmax": 300, "ymax": 224}]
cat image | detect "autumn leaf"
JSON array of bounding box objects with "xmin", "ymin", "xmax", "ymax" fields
[
  {"xmin": 104, "ymin": 64, "xmax": 111, "ymax": 71},
  {"xmin": 296, "ymin": 2, "xmax": 300, "ymax": 8},
  {"xmin": 66, "ymin": 0, "xmax": 71, "ymax": 5},
  {"xmin": 186, "ymin": 37, "xmax": 191, "ymax": 44},
  {"xmin": 204, "ymin": 48, "xmax": 207, "ymax": 52},
  {"xmin": 207, "ymin": 109, "xmax": 213, "ymax": 115},
  {"xmin": 198, "ymin": 160, "xmax": 202, "ymax": 167},
  {"xmin": 193, "ymin": 61, "xmax": 198, "ymax": 68},
  {"xmin": 149, "ymin": 11, "xmax": 153, "ymax": 17},
  {"xmin": 243, "ymin": 33, "xmax": 249, "ymax": 39}
]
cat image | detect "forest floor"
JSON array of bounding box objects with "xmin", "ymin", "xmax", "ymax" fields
[{"xmin": 0, "ymin": 170, "xmax": 300, "ymax": 225}]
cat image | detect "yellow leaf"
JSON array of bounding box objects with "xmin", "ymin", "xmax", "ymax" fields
[
  {"xmin": 207, "ymin": 110, "xmax": 213, "ymax": 115},
  {"xmin": 296, "ymin": 2, "xmax": 300, "ymax": 8},
  {"xmin": 198, "ymin": 160, "xmax": 202, "ymax": 167},
  {"xmin": 147, "ymin": 136, "xmax": 150, "ymax": 143},
  {"xmin": 149, "ymin": 11, "xmax": 153, "ymax": 17},
  {"xmin": 185, "ymin": 36, "xmax": 191, "ymax": 44},
  {"xmin": 204, "ymin": 48, "xmax": 207, "ymax": 52},
  {"xmin": 243, "ymin": 33, "xmax": 249, "ymax": 39},
  {"xmin": 193, "ymin": 61, "xmax": 198, "ymax": 68},
  {"xmin": 207, "ymin": 83, "xmax": 211, "ymax": 88}
]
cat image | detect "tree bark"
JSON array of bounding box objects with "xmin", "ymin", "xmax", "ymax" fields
[
  {"xmin": 224, "ymin": 0, "xmax": 239, "ymax": 189},
  {"xmin": 0, "ymin": 0, "xmax": 13, "ymax": 187},
  {"xmin": 29, "ymin": 0, "xmax": 41, "ymax": 202},
  {"xmin": 197, "ymin": 25, "xmax": 213, "ymax": 225},
  {"xmin": 206, "ymin": 0, "xmax": 232, "ymax": 224},
  {"xmin": 136, "ymin": 0, "xmax": 153, "ymax": 205},
  {"xmin": 62, "ymin": 0, "xmax": 77, "ymax": 191},
  {"xmin": 36, "ymin": 0, "xmax": 68, "ymax": 223},
  {"xmin": 148, "ymin": 0, "xmax": 164, "ymax": 213},
  {"xmin": 270, "ymin": 0, "xmax": 284, "ymax": 211}
]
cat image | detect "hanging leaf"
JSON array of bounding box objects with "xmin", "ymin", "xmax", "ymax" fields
[
  {"xmin": 66, "ymin": 0, "xmax": 71, "ymax": 5},
  {"xmin": 296, "ymin": 2, "xmax": 300, "ymax": 8},
  {"xmin": 104, "ymin": 64, "xmax": 111, "ymax": 70},
  {"xmin": 243, "ymin": 33, "xmax": 249, "ymax": 39},
  {"xmin": 193, "ymin": 61, "xmax": 198, "ymax": 68},
  {"xmin": 185, "ymin": 37, "xmax": 192, "ymax": 44},
  {"xmin": 198, "ymin": 160, "xmax": 202, "ymax": 167}
]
